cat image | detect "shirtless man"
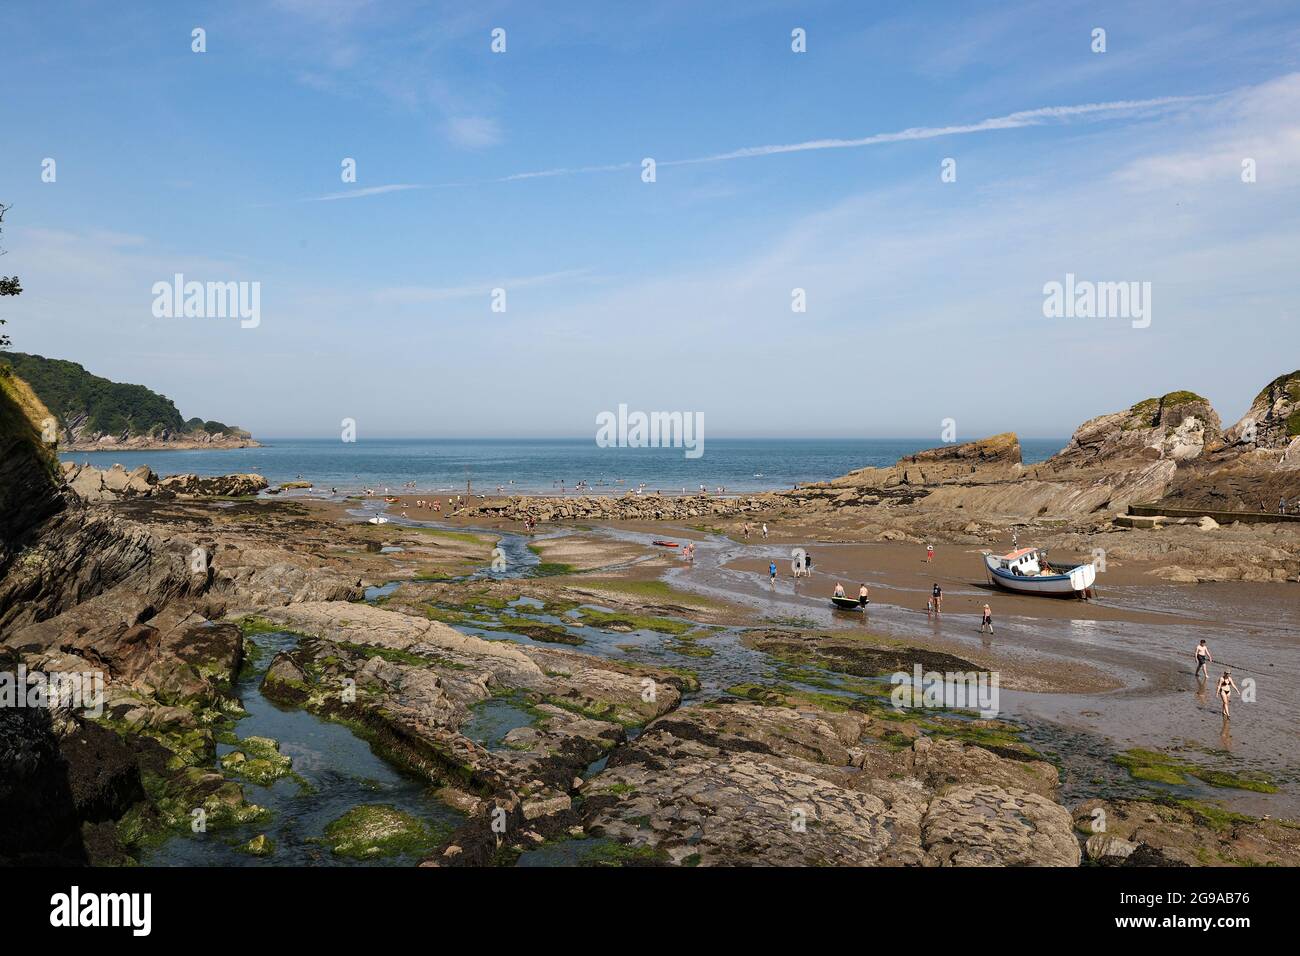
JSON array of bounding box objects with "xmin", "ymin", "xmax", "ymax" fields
[{"xmin": 1194, "ymin": 639, "xmax": 1212, "ymax": 680}]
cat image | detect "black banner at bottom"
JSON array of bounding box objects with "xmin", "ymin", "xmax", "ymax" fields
[{"xmin": 0, "ymin": 865, "xmax": 1278, "ymax": 941}]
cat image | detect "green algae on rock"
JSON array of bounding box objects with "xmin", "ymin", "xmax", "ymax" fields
[{"xmin": 323, "ymin": 804, "xmax": 441, "ymax": 859}]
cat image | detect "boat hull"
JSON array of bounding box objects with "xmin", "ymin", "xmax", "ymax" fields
[
  {"xmin": 830, "ymin": 596, "xmax": 868, "ymax": 610},
  {"xmin": 984, "ymin": 554, "xmax": 1095, "ymax": 596}
]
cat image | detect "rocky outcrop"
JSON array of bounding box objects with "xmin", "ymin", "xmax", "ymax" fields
[
  {"xmin": 466, "ymin": 491, "xmax": 778, "ymax": 524},
  {"xmin": 62, "ymin": 429, "xmax": 259, "ymax": 452},
  {"xmin": 1043, "ymin": 391, "xmax": 1221, "ymax": 471},
  {"xmin": 831, "ymin": 432, "xmax": 1023, "ymax": 489},
  {"xmin": 157, "ymin": 473, "xmax": 268, "ymax": 498},
  {"xmin": 1073, "ymin": 798, "xmax": 1300, "ymax": 867},
  {"xmin": 578, "ymin": 703, "xmax": 1079, "ymax": 867},
  {"xmin": 1225, "ymin": 370, "xmax": 1300, "ymax": 451},
  {"xmin": 61, "ymin": 462, "xmax": 157, "ymax": 501},
  {"xmin": 58, "ymin": 464, "xmax": 269, "ymax": 502}
]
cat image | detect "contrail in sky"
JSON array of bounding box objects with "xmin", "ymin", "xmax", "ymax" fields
[{"xmin": 303, "ymin": 92, "xmax": 1214, "ymax": 201}]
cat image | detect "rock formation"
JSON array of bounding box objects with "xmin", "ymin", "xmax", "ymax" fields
[
  {"xmin": 58, "ymin": 463, "xmax": 269, "ymax": 502},
  {"xmin": 1225, "ymin": 370, "xmax": 1300, "ymax": 451}
]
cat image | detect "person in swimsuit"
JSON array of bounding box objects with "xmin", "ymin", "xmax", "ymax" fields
[
  {"xmin": 1194, "ymin": 639, "xmax": 1212, "ymax": 680},
  {"xmin": 1216, "ymin": 670, "xmax": 1240, "ymax": 718},
  {"xmin": 834, "ymin": 582, "xmax": 846, "ymax": 599},
  {"xmin": 858, "ymin": 584, "xmax": 869, "ymax": 607},
  {"xmin": 980, "ymin": 603, "xmax": 993, "ymax": 634},
  {"xmin": 931, "ymin": 583, "xmax": 942, "ymax": 614}
]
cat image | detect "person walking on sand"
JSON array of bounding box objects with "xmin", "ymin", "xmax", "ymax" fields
[
  {"xmin": 769, "ymin": 561, "xmax": 778, "ymax": 588},
  {"xmin": 1216, "ymin": 670, "xmax": 1240, "ymax": 718},
  {"xmin": 980, "ymin": 603, "xmax": 993, "ymax": 634},
  {"xmin": 926, "ymin": 543, "xmax": 934, "ymax": 563},
  {"xmin": 1194, "ymin": 639, "xmax": 1213, "ymax": 680},
  {"xmin": 931, "ymin": 582, "xmax": 943, "ymax": 614},
  {"xmin": 762, "ymin": 523, "xmax": 769, "ymax": 540}
]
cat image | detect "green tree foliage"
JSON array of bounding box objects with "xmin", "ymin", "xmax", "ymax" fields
[{"xmin": 0, "ymin": 352, "xmax": 234, "ymax": 438}]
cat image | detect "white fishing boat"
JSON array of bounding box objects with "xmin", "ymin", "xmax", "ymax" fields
[{"xmin": 982, "ymin": 547, "xmax": 1095, "ymax": 597}]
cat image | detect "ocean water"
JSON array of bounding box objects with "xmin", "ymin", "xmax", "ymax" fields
[{"xmin": 59, "ymin": 437, "xmax": 1066, "ymax": 495}]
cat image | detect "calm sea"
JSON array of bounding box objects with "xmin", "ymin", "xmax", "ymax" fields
[{"xmin": 59, "ymin": 438, "xmax": 1065, "ymax": 495}]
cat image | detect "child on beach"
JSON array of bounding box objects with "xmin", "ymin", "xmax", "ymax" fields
[
  {"xmin": 769, "ymin": 561, "xmax": 777, "ymax": 587},
  {"xmin": 931, "ymin": 582, "xmax": 942, "ymax": 614},
  {"xmin": 926, "ymin": 544, "xmax": 934, "ymax": 563}
]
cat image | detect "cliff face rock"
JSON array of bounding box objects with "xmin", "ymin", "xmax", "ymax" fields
[
  {"xmin": 1044, "ymin": 391, "xmax": 1221, "ymax": 471},
  {"xmin": 0, "ymin": 372, "xmax": 67, "ymax": 577},
  {"xmin": 1226, "ymin": 370, "xmax": 1300, "ymax": 452}
]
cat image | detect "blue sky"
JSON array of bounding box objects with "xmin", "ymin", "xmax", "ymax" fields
[{"xmin": 3, "ymin": 0, "xmax": 1299, "ymax": 439}]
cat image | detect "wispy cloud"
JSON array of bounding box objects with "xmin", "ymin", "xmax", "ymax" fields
[
  {"xmin": 373, "ymin": 268, "xmax": 594, "ymax": 305},
  {"xmin": 305, "ymin": 184, "xmax": 434, "ymax": 202},
  {"xmin": 297, "ymin": 90, "xmax": 1215, "ymax": 201},
  {"xmin": 442, "ymin": 115, "xmax": 504, "ymax": 149}
]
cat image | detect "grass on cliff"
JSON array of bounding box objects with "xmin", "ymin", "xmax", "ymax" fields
[
  {"xmin": 0, "ymin": 370, "xmax": 60, "ymax": 478},
  {"xmin": 1251, "ymin": 370, "xmax": 1300, "ymax": 408},
  {"xmin": 1125, "ymin": 391, "xmax": 1210, "ymax": 428}
]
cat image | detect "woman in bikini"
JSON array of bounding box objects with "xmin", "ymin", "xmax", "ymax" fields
[{"xmin": 1216, "ymin": 670, "xmax": 1240, "ymax": 718}]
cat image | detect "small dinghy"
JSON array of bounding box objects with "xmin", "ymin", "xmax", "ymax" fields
[
  {"xmin": 831, "ymin": 596, "xmax": 868, "ymax": 610},
  {"xmin": 652, "ymin": 540, "xmax": 679, "ymax": 548},
  {"xmin": 368, "ymin": 515, "xmax": 390, "ymax": 525},
  {"xmin": 983, "ymin": 547, "xmax": 1095, "ymax": 597}
]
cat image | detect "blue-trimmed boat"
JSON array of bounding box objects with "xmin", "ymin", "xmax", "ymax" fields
[{"xmin": 983, "ymin": 547, "xmax": 1095, "ymax": 597}]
